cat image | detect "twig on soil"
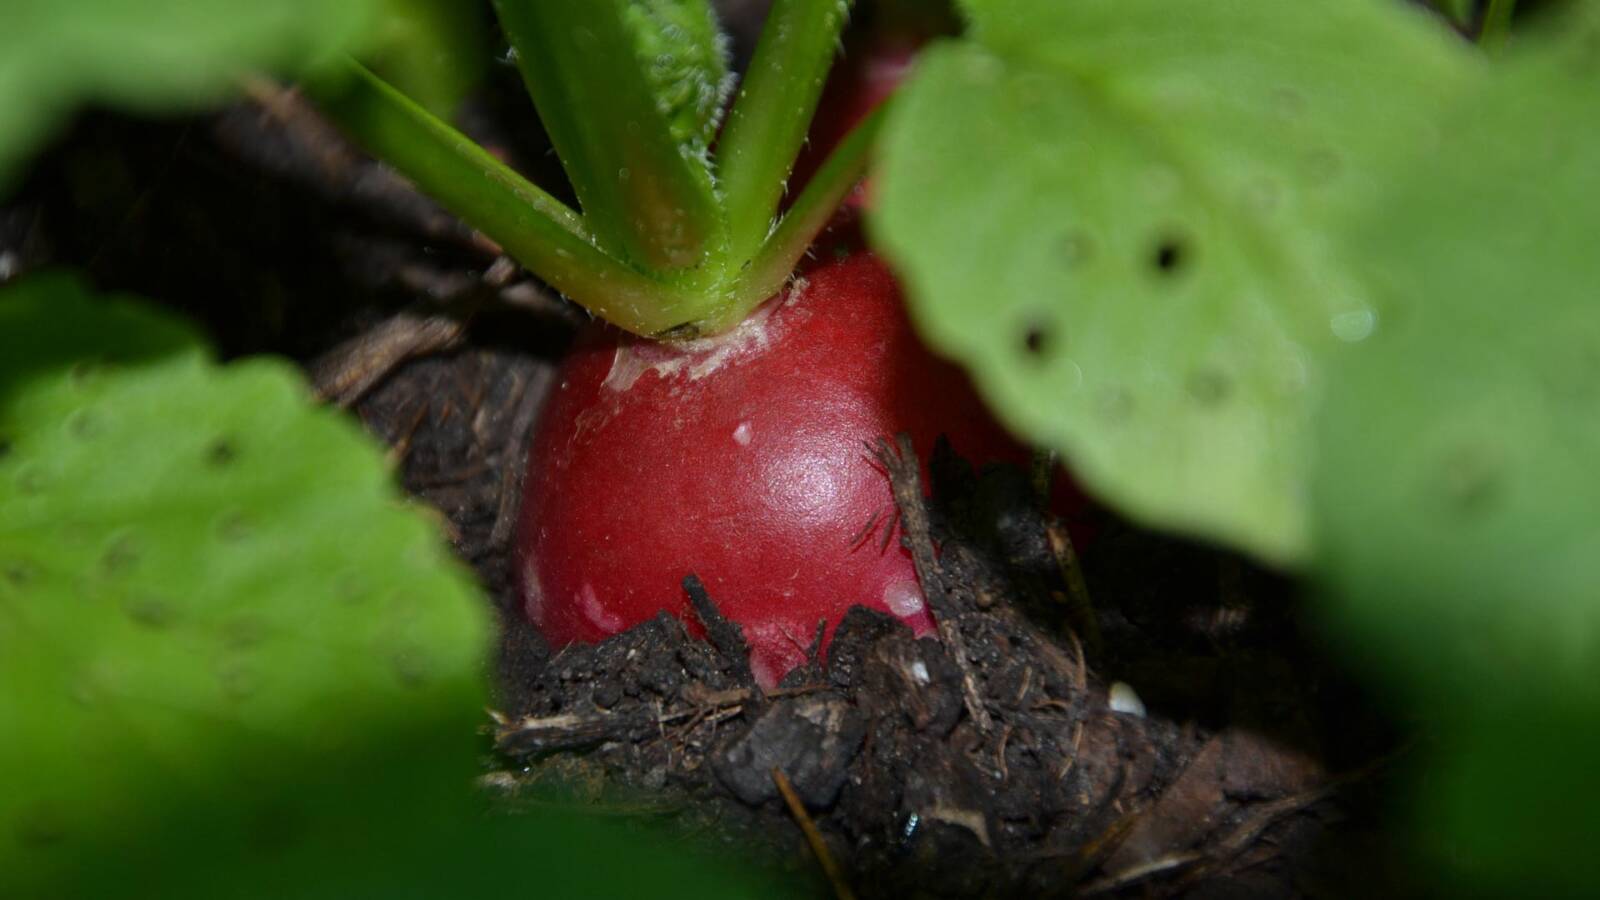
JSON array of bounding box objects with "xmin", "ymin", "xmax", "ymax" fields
[
  {"xmin": 871, "ymin": 434, "xmax": 994, "ymax": 734},
  {"xmin": 390, "ymin": 257, "xmax": 586, "ymax": 326},
  {"xmin": 493, "ymin": 684, "xmax": 830, "ymax": 757},
  {"xmin": 313, "ymin": 312, "xmax": 467, "ymax": 408},
  {"xmin": 773, "ymin": 767, "xmax": 857, "ymax": 900},
  {"xmin": 1082, "ymin": 744, "xmax": 1400, "ymax": 894},
  {"xmin": 239, "ymin": 77, "xmax": 356, "ymax": 188},
  {"xmin": 1067, "ymin": 628, "xmax": 1089, "ymax": 696},
  {"xmin": 684, "ymin": 574, "xmax": 757, "ymax": 686},
  {"xmin": 1169, "ymin": 750, "xmax": 1400, "ymax": 891},
  {"xmin": 490, "ymin": 367, "xmax": 553, "ymax": 547},
  {"xmin": 1056, "ymin": 720, "xmax": 1086, "ymax": 782},
  {"xmin": 1076, "ymin": 783, "xmax": 1336, "ymax": 896},
  {"xmin": 1039, "ymin": 798, "xmax": 1144, "ymax": 889},
  {"xmin": 1212, "ymin": 784, "xmax": 1335, "ymax": 859},
  {"xmin": 995, "ymin": 724, "xmax": 1013, "ymax": 782},
  {"xmin": 1078, "ymin": 852, "xmax": 1204, "ymax": 896},
  {"xmin": 494, "ymin": 688, "xmax": 748, "ymax": 756},
  {"xmin": 385, "ymin": 401, "xmax": 431, "ymax": 468},
  {"xmin": 494, "ymin": 708, "xmax": 656, "ymax": 756},
  {"xmin": 495, "ymin": 279, "xmax": 589, "ymax": 324},
  {"xmin": 1047, "ymin": 519, "xmax": 1101, "ymax": 652}
]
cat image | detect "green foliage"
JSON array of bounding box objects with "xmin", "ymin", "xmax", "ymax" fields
[
  {"xmin": 715, "ymin": 0, "xmax": 854, "ymax": 267},
  {"xmin": 13, "ymin": 0, "xmax": 1600, "ymax": 894},
  {"xmin": 367, "ymin": 0, "xmax": 489, "ymax": 118},
  {"xmin": 492, "ymin": 0, "xmax": 726, "ymax": 272},
  {"xmin": 1312, "ymin": 7, "xmax": 1600, "ymax": 891},
  {"xmin": 625, "ymin": 0, "xmax": 733, "ymax": 154},
  {"xmin": 0, "ymin": 0, "xmax": 380, "ymax": 193},
  {"xmin": 309, "ymin": 61, "xmax": 698, "ymax": 337},
  {"xmin": 1433, "ymin": 0, "xmax": 1476, "ymax": 27},
  {"xmin": 0, "ymin": 276, "xmax": 799, "ymax": 899},
  {"xmin": 0, "ymin": 272, "xmax": 483, "ymax": 891},
  {"xmin": 871, "ymin": 0, "xmax": 1478, "ymax": 564},
  {"xmin": 0, "ymin": 0, "xmax": 489, "ymax": 193},
  {"xmin": 337, "ymin": 0, "xmax": 861, "ymax": 337}
]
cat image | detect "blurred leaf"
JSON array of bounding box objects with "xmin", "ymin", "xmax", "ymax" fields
[
  {"xmin": 0, "ymin": 0, "xmax": 382, "ymax": 193},
  {"xmin": 0, "ymin": 275, "xmax": 800, "ymax": 899},
  {"xmin": 1433, "ymin": 0, "xmax": 1475, "ymax": 27},
  {"xmin": 1313, "ymin": 5, "xmax": 1600, "ymax": 891},
  {"xmin": 871, "ymin": 0, "xmax": 1477, "ymax": 564},
  {"xmin": 0, "ymin": 272, "xmax": 485, "ymax": 891},
  {"xmin": 367, "ymin": 0, "xmax": 488, "ymax": 118}
]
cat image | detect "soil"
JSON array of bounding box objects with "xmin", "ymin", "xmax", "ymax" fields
[{"xmin": 0, "ymin": 5, "xmax": 1427, "ymax": 896}]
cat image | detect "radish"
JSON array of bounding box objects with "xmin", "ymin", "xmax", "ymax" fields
[
  {"xmin": 516, "ymin": 221, "xmax": 1037, "ymax": 685},
  {"xmin": 314, "ymin": 2, "xmax": 1077, "ymax": 686}
]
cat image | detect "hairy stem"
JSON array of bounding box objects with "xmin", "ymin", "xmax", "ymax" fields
[
  {"xmin": 715, "ymin": 0, "xmax": 853, "ymax": 268},
  {"xmin": 492, "ymin": 0, "xmax": 725, "ymax": 271},
  {"xmin": 722, "ymin": 103, "xmax": 885, "ymax": 326},
  {"xmin": 312, "ymin": 62, "xmax": 707, "ymax": 336}
]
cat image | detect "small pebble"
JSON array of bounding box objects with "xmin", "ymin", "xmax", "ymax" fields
[{"xmin": 1108, "ymin": 680, "xmax": 1146, "ymax": 717}]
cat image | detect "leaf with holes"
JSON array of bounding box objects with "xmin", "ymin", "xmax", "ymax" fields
[
  {"xmin": 0, "ymin": 272, "xmax": 487, "ymax": 890},
  {"xmin": 0, "ymin": 274, "xmax": 804, "ymax": 898},
  {"xmin": 871, "ymin": 0, "xmax": 1477, "ymax": 563},
  {"xmin": 1313, "ymin": 8, "xmax": 1600, "ymax": 891}
]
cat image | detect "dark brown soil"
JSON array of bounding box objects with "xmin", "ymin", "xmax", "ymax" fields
[
  {"xmin": 0, "ymin": 7, "xmax": 1424, "ymax": 894},
  {"xmin": 348, "ymin": 343, "xmax": 1411, "ymax": 899}
]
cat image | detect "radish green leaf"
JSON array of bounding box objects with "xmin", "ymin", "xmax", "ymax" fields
[
  {"xmin": 873, "ymin": 0, "xmax": 1476, "ymax": 563},
  {"xmin": 1314, "ymin": 7, "xmax": 1600, "ymax": 890},
  {"xmin": 0, "ymin": 274, "xmax": 802, "ymax": 898},
  {"xmin": 0, "ymin": 0, "xmax": 383, "ymax": 193}
]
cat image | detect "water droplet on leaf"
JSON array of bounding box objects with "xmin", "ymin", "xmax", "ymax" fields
[{"xmin": 1330, "ymin": 309, "xmax": 1376, "ymax": 342}]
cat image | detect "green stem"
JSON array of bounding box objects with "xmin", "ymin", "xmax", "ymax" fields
[
  {"xmin": 311, "ymin": 62, "xmax": 706, "ymax": 337},
  {"xmin": 721, "ymin": 103, "xmax": 885, "ymax": 327},
  {"xmin": 715, "ymin": 0, "xmax": 853, "ymax": 269},
  {"xmin": 1480, "ymin": 0, "xmax": 1517, "ymax": 50},
  {"xmin": 491, "ymin": 0, "xmax": 724, "ymax": 272}
]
